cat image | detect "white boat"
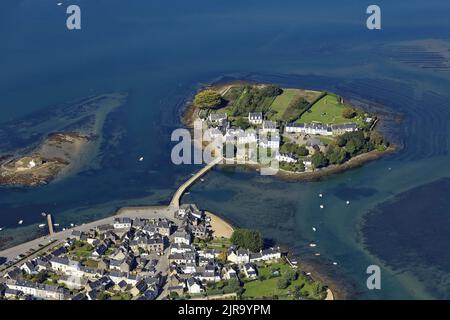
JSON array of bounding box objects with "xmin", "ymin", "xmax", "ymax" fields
[
  {"xmin": 309, "ymin": 243, "xmax": 317, "ymax": 248},
  {"xmin": 332, "ymin": 262, "xmax": 338, "ymax": 265},
  {"xmin": 319, "ymin": 204, "xmax": 324, "ymax": 209},
  {"xmin": 346, "ymin": 201, "xmax": 350, "ymax": 205},
  {"xmin": 139, "ymin": 157, "xmax": 144, "ymax": 162},
  {"xmin": 0, "ymin": 228, "xmax": 3, "ymax": 231},
  {"xmin": 53, "ymin": 223, "xmax": 60, "ymax": 227},
  {"xmin": 314, "ymin": 253, "xmax": 321, "ymax": 256},
  {"xmin": 70, "ymin": 223, "xmax": 74, "ymax": 227},
  {"xmin": 200, "ymin": 178, "xmax": 204, "ymax": 182},
  {"xmin": 319, "ymin": 193, "xmax": 323, "ymax": 198},
  {"xmin": 57, "ymin": 2, "xmax": 62, "ymax": 6},
  {"xmin": 312, "ymin": 227, "xmax": 317, "ymax": 232},
  {"xmin": 41, "ymin": 212, "xmax": 47, "ymax": 217},
  {"xmin": 38, "ymin": 224, "xmax": 46, "ymax": 228},
  {"xmin": 306, "ymin": 272, "xmax": 311, "ymax": 276},
  {"xmin": 18, "ymin": 220, "xmax": 23, "ymax": 225},
  {"xmin": 62, "ymin": 228, "xmax": 66, "ymax": 231}
]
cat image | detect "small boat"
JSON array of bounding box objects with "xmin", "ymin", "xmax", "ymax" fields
[
  {"xmin": 53, "ymin": 223, "xmax": 60, "ymax": 227},
  {"xmin": 62, "ymin": 228, "xmax": 66, "ymax": 231},
  {"xmin": 314, "ymin": 253, "xmax": 321, "ymax": 256},
  {"xmin": 38, "ymin": 224, "xmax": 46, "ymax": 228},
  {"xmin": 346, "ymin": 201, "xmax": 350, "ymax": 205},
  {"xmin": 0, "ymin": 227, "xmax": 3, "ymax": 231},
  {"xmin": 57, "ymin": 3, "xmax": 63, "ymax": 6},
  {"xmin": 41, "ymin": 212, "xmax": 47, "ymax": 217},
  {"xmin": 18, "ymin": 220, "xmax": 23, "ymax": 225},
  {"xmin": 319, "ymin": 205, "xmax": 324, "ymax": 209},
  {"xmin": 309, "ymin": 243, "xmax": 317, "ymax": 248},
  {"xmin": 312, "ymin": 227, "xmax": 317, "ymax": 232},
  {"xmin": 200, "ymin": 178, "xmax": 204, "ymax": 182},
  {"xmin": 70, "ymin": 223, "xmax": 74, "ymax": 227},
  {"xmin": 185, "ymin": 192, "xmax": 190, "ymax": 195},
  {"xmin": 319, "ymin": 193, "xmax": 323, "ymax": 198},
  {"xmin": 306, "ymin": 272, "xmax": 311, "ymax": 276},
  {"xmin": 139, "ymin": 157, "xmax": 144, "ymax": 162},
  {"xmin": 332, "ymin": 262, "xmax": 338, "ymax": 265}
]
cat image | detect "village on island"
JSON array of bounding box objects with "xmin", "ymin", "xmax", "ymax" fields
[
  {"xmin": 188, "ymin": 82, "xmax": 390, "ymax": 175},
  {"xmin": 0, "ymin": 201, "xmax": 328, "ymax": 301}
]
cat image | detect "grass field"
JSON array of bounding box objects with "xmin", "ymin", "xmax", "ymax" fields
[
  {"xmin": 296, "ymin": 94, "xmax": 365, "ymax": 126},
  {"xmin": 269, "ymin": 89, "xmax": 300, "ymax": 121},
  {"xmin": 242, "ymin": 262, "xmax": 325, "ymax": 300}
]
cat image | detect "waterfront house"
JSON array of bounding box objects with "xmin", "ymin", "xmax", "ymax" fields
[
  {"xmin": 113, "ymin": 217, "xmax": 132, "ymax": 230},
  {"xmin": 275, "ymin": 152, "xmax": 297, "ymax": 163},
  {"xmin": 262, "ymin": 120, "xmax": 278, "ymax": 132},
  {"xmin": 249, "ymin": 247, "xmax": 282, "ymax": 263}
]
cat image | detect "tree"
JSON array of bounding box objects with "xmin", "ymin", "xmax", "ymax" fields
[
  {"xmin": 233, "ymin": 117, "xmax": 251, "ymax": 130},
  {"xmin": 311, "ymin": 151, "xmax": 329, "ymax": 168},
  {"xmin": 230, "ymin": 229, "xmax": 263, "ymax": 252},
  {"xmin": 284, "ymin": 269, "xmax": 298, "ymax": 282},
  {"xmin": 277, "ymin": 277, "xmax": 290, "ymax": 289},
  {"xmin": 260, "ymin": 85, "xmax": 282, "ymax": 97},
  {"xmin": 369, "ymin": 130, "xmax": 384, "ymax": 146},
  {"xmin": 194, "ymin": 90, "xmax": 222, "ymax": 109},
  {"xmin": 342, "ymin": 107, "xmax": 356, "ymax": 119},
  {"xmin": 326, "ymin": 145, "xmax": 348, "ymax": 165}
]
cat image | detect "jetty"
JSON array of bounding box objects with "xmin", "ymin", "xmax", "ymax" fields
[{"xmin": 169, "ymin": 156, "xmax": 222, "ymax": 208}]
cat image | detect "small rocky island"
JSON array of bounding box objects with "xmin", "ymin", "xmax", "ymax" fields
[
  {"xmin": 0, "ymin": 93, "xmax": 127, "ymax": 186},
  {"xmin": 185, "ymin": 82, "xmax": 392, "ymax": 178}
]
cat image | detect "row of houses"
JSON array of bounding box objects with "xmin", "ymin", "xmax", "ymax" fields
[{"xmin": 285, "ymin": 122, "xmax": 357, "ymax": 136}]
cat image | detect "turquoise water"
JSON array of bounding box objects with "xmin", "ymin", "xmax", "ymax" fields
[{"xmin": 1, "ymin": 0, "xmax": 450, "ymax": 299}]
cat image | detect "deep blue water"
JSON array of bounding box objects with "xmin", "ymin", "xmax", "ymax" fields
[{"xmin": 1, "ymin": 0, "xmax": 450, "ymax": 299}]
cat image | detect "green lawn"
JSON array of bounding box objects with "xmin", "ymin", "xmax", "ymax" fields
[
  {"xmin": 242, "ymin": 262, "xmax": 326, "ymax": 300},
  {"xmin": 296, "ymin": 94, "xmax": 364, "ymax": 126},
  {"xmin": 269, "ymin": 89, "xmax": 300, "ymax": 121}
]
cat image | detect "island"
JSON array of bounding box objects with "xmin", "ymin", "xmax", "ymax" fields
[
  {"xmin": 0, "ymin": 93, "xmax": 127, "ymax": 186},
  {"xmin": 185, "ymin": 82, "xmax": 393, "ymax": 178}
]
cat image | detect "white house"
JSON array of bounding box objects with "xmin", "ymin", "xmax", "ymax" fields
[
  {"xmin": 275, "ymin": 152, "xmax": 297, "ymax": 163},
  {"xmin": 208, "ymin": 113, "xmax": 227, "ymax": 124},
  {"xmin": 258, "ymin": 135, "xmax": 280, "ymax": 149},
  {"xmin": 237, "ymin": 131, "xmax": 258, "ymax": 144},
  {"xmin": 248, "ymin": 112, "xmax": 263, "ymax": 125},
  {"xmin": 262, "ymin": 120, "xmax": 278, "ymax": 132},
  {"xmin": 173, "ymin": 230, "xmax": 192, "ymax": 245},
  {"xmin": 250, "ymin": 247, "xmax": 282, "ymax": 263},
  {"xmin": 186, "ymin": 278, "xmax": 204, "ymax": 294},
  {"xmin": 285, "ymin": 123, "xmax": 333, "ymax": 136},
  {"xmin": 243, "ymin": 263, "xmax": 258, "ymax": 280},
  {"xmin": 113, "ymin": 217, "xmax": 132, "ymax": 229},
  {"xmin": 227, "ymin": 249, "xmax": 250, "ymax": 264}
]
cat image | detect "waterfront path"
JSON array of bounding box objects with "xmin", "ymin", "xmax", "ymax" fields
[
  {"xmin": 0, "ymin": 158, "xmax": 222, "ymax": 272},
  {"xmin": 169, "ymin": 156, "xmax": 222, "ymax": 208}
]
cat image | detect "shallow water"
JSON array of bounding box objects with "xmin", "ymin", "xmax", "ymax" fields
[{"xmin": 1, "ymin": 0, "xmax": 450, "ymax": 299}]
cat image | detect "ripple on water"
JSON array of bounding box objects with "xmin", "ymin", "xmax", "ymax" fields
[{"xmin": 362, "ymin": 178, "xmax": 450, "ymax": 299}]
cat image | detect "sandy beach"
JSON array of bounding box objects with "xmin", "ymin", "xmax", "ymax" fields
[{"xmin": 206, "ymin": 211, "xmax": 234, "ymax": 239}]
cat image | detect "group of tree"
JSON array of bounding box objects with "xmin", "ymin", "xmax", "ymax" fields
[
  {"xmin": 206, "ymin": 279, "xmax": 243, "ymax": 296},
  {"xmin": 276, "ymin": 268, "xmax": 299, "ymax": 290},
  {"xmin": 282, "ymin": 96, "xmax": 310, "ymax": 122},
  {"xmin": 231, "ymin": 85, "xmax": 282, "ymax": 116},
  {"xmin": 193, "ymin": 89, "xmax": 223, "ymax": 109},
  {"xmin": 280, "ymin": 142, "xmax": 309, "ymax": 157},
  {"xmin": 279, "ymin": 161, "xmax": 305, "ymax": 173},
  {"xmin": 312, "ymin": 130, "xmax": 389, "ymax": 169},
  {"xmin": 230, "ymin": 228, "xmax": 264, "ymax": 252}
]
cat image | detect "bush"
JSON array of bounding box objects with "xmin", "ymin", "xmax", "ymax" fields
[
  {"xmin": 342, "ymin": 107, "xmax": 356, "ymax": 119},
  {"xmin": 277, "ymin": 277, "xmax": 290, "ymax": 289},
  {"xmin": 194, "ymin": 90, "xmax": 222, "ymax": 109}
]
